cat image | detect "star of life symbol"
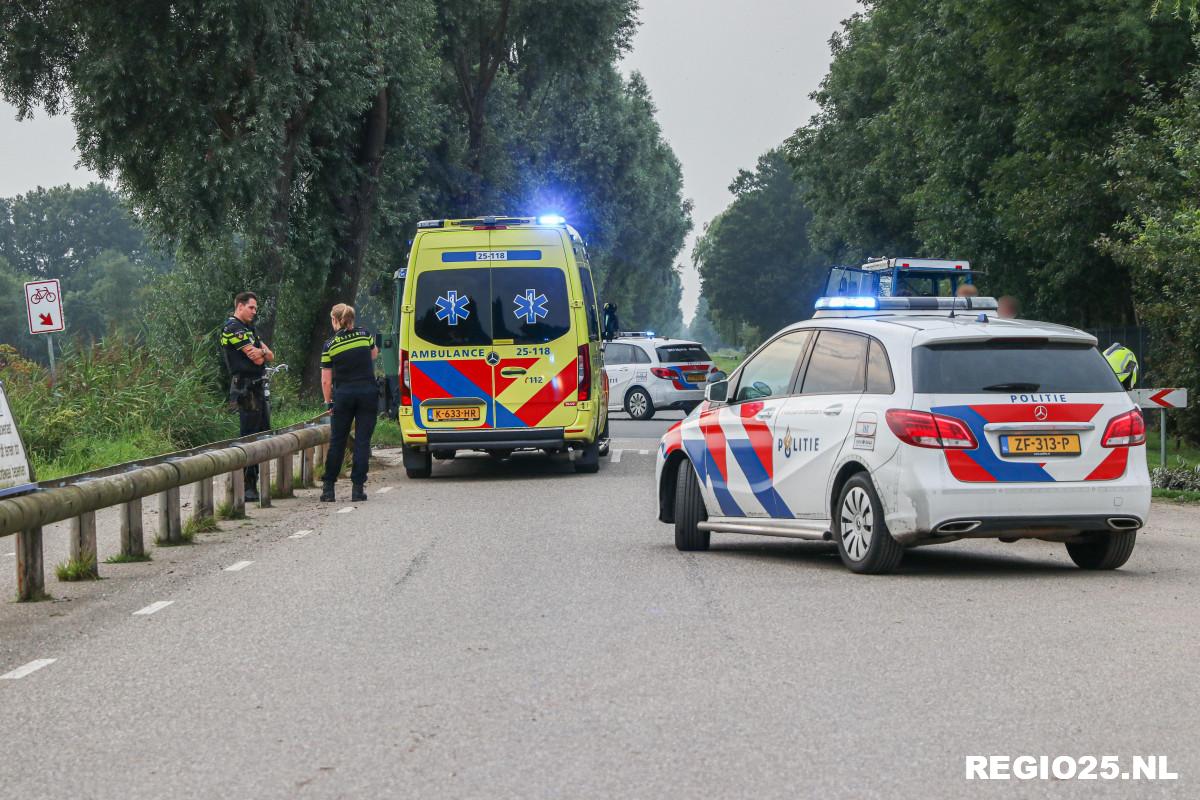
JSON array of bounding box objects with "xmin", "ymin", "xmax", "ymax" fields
[
  {"xmin": 513, "ymin": 289, "xmax": 549, "ymax": 325},
  {"xmin": 435, "ymin": 290, "xmax": 470, "ymax": 326}
]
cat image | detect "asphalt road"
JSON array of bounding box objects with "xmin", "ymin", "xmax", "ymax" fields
[{"xmin": 1, "ymin": 434, "xmax": 1198, "ymax": 799}]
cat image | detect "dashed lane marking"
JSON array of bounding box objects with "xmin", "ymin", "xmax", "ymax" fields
[
  {"xmin": 224, "ymin": 561, "xmax": 254, "ymax": 572},
  {"xmin": 639, "ymin": 449, "xmax": 649, "ymax": 455},
  {"xmin": 4, "ymin": 552, "xmax": 14, "ymax": 558},
  {"xmin": 377, "ymin": 487, "xmax": 393, "ymax": 494},
  {"xmin": 611, "ymin": 449, "xmax": 624, "ymax": 463},
  {"xmin": 288, "ymin": 530, "xmax": 314, "ymax": 540},
  {"xmin": 133, "ymin": 600, "xmax": 174, "ymax": 616},
  {"xmin": 1, "ymin": 659, "xmax": 56, "ymax": 680},
  {"xmin": 337, "ymin": 507, "xmax": 355, "ymax": 514}
]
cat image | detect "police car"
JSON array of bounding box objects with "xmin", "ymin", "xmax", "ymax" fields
[
  {"xmin": 655, "ymin": 294, "xmax": 1151, "ymax": 574},
  {"xmin": 603, "ymin": 333, "xmax": 716, "ymax": 420}
]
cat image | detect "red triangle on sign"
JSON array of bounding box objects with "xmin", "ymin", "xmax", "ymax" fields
[{"xmin": 38, "ymin": 313, "xmax": 53, "ymax": 326}]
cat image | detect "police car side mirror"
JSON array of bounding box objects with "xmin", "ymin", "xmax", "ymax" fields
[{"xmin": 705, "ymin": 379, "xmax": 729, "ymax": 404}]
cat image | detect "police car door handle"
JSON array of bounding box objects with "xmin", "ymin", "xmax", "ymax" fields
[{"xmin": 823, "ymin": 403, "xmax": 843, "ymax": 416}]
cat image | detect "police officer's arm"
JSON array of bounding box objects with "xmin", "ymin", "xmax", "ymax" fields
[
  {"xmin": 242, "ymin": 343, "xmax": 267, "ymax": 366},
  {"xmin": 260, "ymin": 342, "xmax": 274, "ymax": 362},
  {"xmin": 321, "ymin": 367, "xmax": 333, "ymax": 405}
]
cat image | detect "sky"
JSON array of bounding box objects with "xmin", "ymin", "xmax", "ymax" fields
[
  {"xmin": 620, "ymin": 0, "xmax": 860, "ymax": 323},
  {"xmin": 0, "ymin": 0, "xmax": 861, "ymax": 323}
]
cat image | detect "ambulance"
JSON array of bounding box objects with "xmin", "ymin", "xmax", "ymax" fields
[{"xmin": 396, "ymin": 216, "xmax": 608, "ymax": 477}]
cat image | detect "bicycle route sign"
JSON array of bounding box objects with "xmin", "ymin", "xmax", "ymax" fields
[
  {"xmin": 24, "ymin": 278, "xmax": 64, "ymax": 335},
  {"xmin": 0, "ymin": 381, "xmax": 35, "ymax": 498}
]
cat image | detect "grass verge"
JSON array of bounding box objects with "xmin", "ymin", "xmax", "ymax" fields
[
  {"xmin": 55, "ymin": 555, "xmax": 99, "ymax": 581},
  {"xmin": 1152, "ymin": 488, "xmax": 1200, "ymax": 503},
  {"xmin": 105, "ymin": 552, "xmax": 152, "ymax": 564}
]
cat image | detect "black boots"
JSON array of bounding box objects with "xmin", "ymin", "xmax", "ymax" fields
[
  {"xmin": 244, "ymin": 485, "xmax": 260, "ymax": 503},
  {"xmin": 319, "ymin": 483, "xmax": 335, "ymax": 502},
  {"xmin": 351, "ymin": 484, "xmax": 367, "ymax": 502}
]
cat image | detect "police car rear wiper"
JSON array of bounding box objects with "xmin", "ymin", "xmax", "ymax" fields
[{"xmin": 981, "ymin": 382, "xmax": 1040, "ymax": 392}]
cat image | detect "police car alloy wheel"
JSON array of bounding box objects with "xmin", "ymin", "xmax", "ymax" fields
[
  {"xmin": 1065, "ymin": 530, "xmax": 1137, "ymax": 570},
  {"xmin": 834, "ymin": 474, "xmax": 903, "ymax": 574},
  {"xmin": 674, "ymin": 462, "xmax": 710, "ymax": 551},
  {"xmin": 626, "ymin": 388, "xmax": 654, "ymax": 420}
]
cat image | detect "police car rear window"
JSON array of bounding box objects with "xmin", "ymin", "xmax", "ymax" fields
[
  {"xmin": 656, "ymin": 345, "xmax": 710, "ymax": 363},
  {"xmin": 413, "ymin": 267, "xmax": 570, "ymax": 346},
  {"xmin": 913, "ymin": 341, "xmax": 1123, "ymax": 394}
]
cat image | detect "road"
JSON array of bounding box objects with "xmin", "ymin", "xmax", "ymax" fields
[{"xmin": 1, "ymin": 423, "xmax": 1197, "ymax": 798}]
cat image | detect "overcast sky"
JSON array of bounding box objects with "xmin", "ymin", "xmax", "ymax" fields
[{"xmin": 0, "ymin": 0, "xmax": 860, "ymax": 323}]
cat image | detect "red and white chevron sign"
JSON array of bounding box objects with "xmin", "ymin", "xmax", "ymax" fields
[{"xmin": 1130, "ymin": 388, "xmax": 1189, "ymax": 409}]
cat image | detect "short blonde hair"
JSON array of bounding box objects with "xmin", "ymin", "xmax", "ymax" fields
[{"xmin": 330, "ymin": 303, "xmax": 356, "ymax": 328}]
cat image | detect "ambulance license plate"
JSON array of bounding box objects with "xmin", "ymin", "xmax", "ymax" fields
[
  {"xmin": 429, "ymin": 407, "xmax": 481, "ymax": 422},
  {"xmin": 1000, "ymin": 434, "xmax": 1081, "ymax": 457}
]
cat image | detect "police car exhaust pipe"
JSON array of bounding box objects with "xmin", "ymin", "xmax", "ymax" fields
[
  {"xmin": 935, "ymin": 520, "xmax": 982, "ymax": 535},
  {"xmin": 1106, "ymin": 517, "xmax": 1140, "ymax": 531}
]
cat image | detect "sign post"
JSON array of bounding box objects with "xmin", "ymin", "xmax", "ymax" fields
[
  {"xmin": 23, "ymin": 278, "xmax": 65, "ymax": 386},
  {"xmin": 1129, "ymin": 388, "xmax": 1190, "ymax": 469},
  {"xmin": 0, "ymin": 381, "xmax": 36, "ymax": 498}
]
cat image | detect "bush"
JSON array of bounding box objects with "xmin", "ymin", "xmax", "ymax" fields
[
  {"xmin": 1151, "ymin": 464, "xmax": 1200, "ymax": 492},
  {"xmin": 1, "ymin": 335, "xmax": 236, "ymax": 477}
]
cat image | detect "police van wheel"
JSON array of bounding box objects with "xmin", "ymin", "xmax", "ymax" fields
[
  {"xmin": 625, "ymin": 388, "xmax": 654, "ymax": 421},
  {"xmin": 674, "ymin": 461, "xmax": 709, "ymax": 551},
  {"xmin": 1066, "ymin": 531, "xmax": 1136, "ymax": 570},
  {"xmin": 403, "ymin": 445, "xmax": 432, "ymax": 479},
  {"xmin": 834, "ymin": 473, "xmax": 903, "ymax": 574}
]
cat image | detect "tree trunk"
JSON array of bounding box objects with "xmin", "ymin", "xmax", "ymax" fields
[{"xmin": 300, "ymin": 87, "xmax": 390, "ymax": 397}]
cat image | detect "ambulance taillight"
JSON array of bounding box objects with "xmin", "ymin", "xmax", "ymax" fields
[{"xmin": 577, "ymin": 344, "xmax": 591, "ymax": 401}]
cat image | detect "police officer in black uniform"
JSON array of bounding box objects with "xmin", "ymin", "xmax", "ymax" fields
[
  {"xmin": 220, "ymin": 291, "xmax": 274, "ymax": 501},
  {"xmin": 320, "ymin": 303, "xmax": 379, "ymax": 502}
]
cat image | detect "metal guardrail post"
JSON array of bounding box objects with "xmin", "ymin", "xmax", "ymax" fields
[
  {"xmin": 17, "ymin": 526, "xmax": 44, "ymax": 601},
  {"xmin": 69, "ymin": 511, "xmax": 99, "ymax": 578},
  {"xmin": 120, "ymin": 498, "xmax": 144, "ymax": 558},
  {"xmin": 301, "ymin": 447, "xmax": 314, "ymax": 488},
  {"xmin": 158, "ymin": 486, "xmax": 182, "ymax": 544},
  {"xmin": 259, "ymin": 457, "xmax": 272, "ymax": 509}
]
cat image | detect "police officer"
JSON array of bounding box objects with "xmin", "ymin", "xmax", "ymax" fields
[
  {"xmin": 221, "ymin": 292, "xmax": 274, "ymax": 502},
  {"xmin": 1104, "ymin": 343, "xmax": 1139, "ymax": 389},
  {"xmin": 602, "ymin": 302, "xmax": 621, "ymax": 341},
  {"xmin": 320, "ymin": 303, "xmax": 379, "ymax": 502}
]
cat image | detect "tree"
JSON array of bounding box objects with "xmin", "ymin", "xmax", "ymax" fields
[{"xmin": 695, "ymin": 148, "xmax": 825, "ymax": 350}]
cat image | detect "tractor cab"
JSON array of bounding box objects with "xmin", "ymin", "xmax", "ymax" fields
[{"xmin": 825, "ymin": 257, "xmax": 982, "ymax": 299}]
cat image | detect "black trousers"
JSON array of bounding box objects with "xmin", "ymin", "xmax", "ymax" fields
[
  {"xmin": 323, "ymin": 383, "xmax": 378, "ymax": 486},
  {"xmin": 239, "ymin": 387, "xmax": 271, "ymax": 489}
]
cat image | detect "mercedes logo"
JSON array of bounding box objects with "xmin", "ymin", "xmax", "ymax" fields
[
  {"xmin": 1034, "ymin": 405, "xmax": 1049, "ymax": 421},
  {"xmin": 486, "ymin": 352, "xmax": 500, "ymax": 366}
]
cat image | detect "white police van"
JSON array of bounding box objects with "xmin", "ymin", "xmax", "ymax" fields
[
  {"xmin": 604, "ymin": 332, "xmax": 716, "ymax": 420},
  {"xmin": 655, "ymin": 294, "xmax": 1151, "ymax": 574}
]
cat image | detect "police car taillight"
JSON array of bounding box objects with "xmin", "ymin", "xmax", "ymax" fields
[
  {"xmin": 1101, "ymin": 409, "xmax": 1145, "ymax": 447},
  {"xmin": 650, "ymin": 367, "xmax": 674, "ymax": 380},
  {"xmin": 886, "ymin": 409, "xmax": 977, "ymax": 449},
  {"xmin": 577, "ymin": 344, "xmax": 591, "ymax": 401},
  {"xmin": 399, "ymin": 349, "xmax": 412, "ymax": 406}
]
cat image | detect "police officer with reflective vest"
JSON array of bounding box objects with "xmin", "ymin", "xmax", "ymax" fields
[
  {"xmin": 1104, "ymin": 343, "xmax": 1139, "ymax": 390},
  {"xmin": 320, "ymin": 303, "xmax": 379, "ymax": 502},
  {"xmin": 221, "ymin": 291, "xmax": 274, "ymax": 502}
]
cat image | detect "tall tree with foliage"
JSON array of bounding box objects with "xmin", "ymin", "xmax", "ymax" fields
[
  {"xmin": 788, "ymin": 0, "xmax": 1195, "ymax": 326},
  {"xmin": 695, "ymin": 148, "xmax": 825, "ymax": 349}
]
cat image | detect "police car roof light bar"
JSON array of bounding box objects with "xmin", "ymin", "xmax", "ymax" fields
[{"xmin": 814, "ymin": 296, "xmax": 999, "ymax": 312}]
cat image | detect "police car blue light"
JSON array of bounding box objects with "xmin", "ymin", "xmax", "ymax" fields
[{"xmin": 819, "ymin": 296, "xmax": 878, "ymax": 310}]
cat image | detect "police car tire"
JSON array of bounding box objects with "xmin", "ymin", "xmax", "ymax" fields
[
  {"xmin": 625, "ymin": 387, "xmax": 655, "ymax": 421},
  {"xmin": 674, "ymin": 461, "xmax": 710, "ymax": 551},
  {"xmin": 1065, "ymin": 531, "xmax": 1136, "ymax": 570},
  {"xmin": 834, "ymin": 473, "xmax": 903, "ymax": 574}
]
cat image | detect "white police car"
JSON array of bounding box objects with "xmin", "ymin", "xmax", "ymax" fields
[
  {"xmin": 604, "ymin": 333, "xmax": 716, "ymax": 420},
  {"xmin": 655, "ymin": 296, "xmax": 1151, "ymax": 574}
]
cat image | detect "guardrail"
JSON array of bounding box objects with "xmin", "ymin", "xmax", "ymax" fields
[{"xmin": 0, "ymin": 415, "xmax": 333, "ymax": 601}]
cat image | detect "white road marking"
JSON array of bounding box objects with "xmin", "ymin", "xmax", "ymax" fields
[
  {"xmin": 133, "ymin": 600, "xmax": 174, "ymax": 616},
  {"xmin": 337, "ymin": 507, "xmax": 355, "ymax": 514},
  {"xmin": 288, "ymin": 529, "xmax": 314, "ymax": 540},
  {"xmin": 377, "ymin": 486, "xmax": 393, "ymax": 494},
  {"xmin": 224, "ymin": 561, "xmax": 254, "ymax": 572},
  {"xmin": 611, "ymin": 449, "xmax": 624, "ymax": 463},
  {"xmin": 4, "ymin": 552, "xmax": 14, "ymax": 557},
  {"xmin": 638, "ymin": 449, "xmax": 649, "ymax": 456},
  {"xmin": 1, "ymin": 658, "xmax": 57, "ymax": 680}
]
